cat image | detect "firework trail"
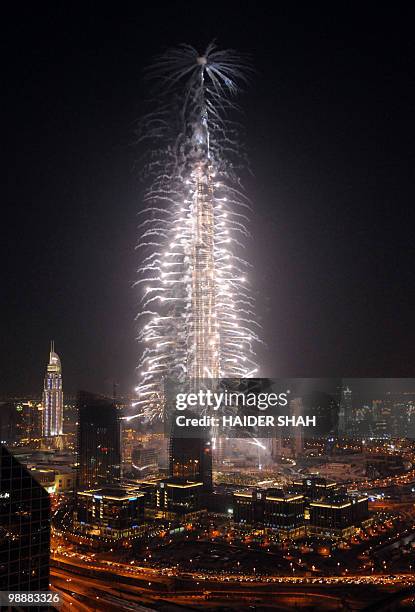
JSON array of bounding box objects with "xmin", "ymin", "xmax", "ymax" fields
[{"xmin": 131, "ymin": 43, "xmax": 261, "ymax": 422}]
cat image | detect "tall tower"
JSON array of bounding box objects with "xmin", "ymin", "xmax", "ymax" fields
[
  {"xmin": 338, "ymin": 385, "xmax": 352, "ymax": 437},
  {"xmin": 188, "ymin": 162, "xmax": 220, "ymax": 380},
  {"xmin": 169, "ymin": 409, "xmax": 212, "ymax": 492},
  {"xmin": 42, "ymin": 341, "xmax": 63, "ymax": 437},
  {"xmin": 0, "ymin": 446, "xmax": 50, "ymax": 591},
  {"xmin": 77, "ymin": 391, "xmax": 121, "ymax": 490},
  {"xmin": 135, "ymin": 45, "xmax": 260, "ymax": 421},
  {"xmin": 290, "ymin": 397, "xmax": 304, "ymax": 457}
]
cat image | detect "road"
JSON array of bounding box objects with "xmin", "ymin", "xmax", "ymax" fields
[{"xmin": 50, "ymin": 556, "xmax": 415, "ymax": 611}]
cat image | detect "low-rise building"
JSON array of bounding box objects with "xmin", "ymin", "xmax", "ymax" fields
[{"xmin": 73, "ymin": 486, "xmax": 145, "ymax": 542}]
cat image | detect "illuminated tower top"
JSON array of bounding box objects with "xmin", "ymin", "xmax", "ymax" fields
[
  {"xmin": 42, "ymin": 341, "xmax": 63, "ymax": 437},
  {"xmin": 47, "ymin": 340, "xmax": 61, "ymax": 373}
]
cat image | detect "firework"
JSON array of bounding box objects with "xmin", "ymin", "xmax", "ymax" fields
[{"xmin": 132, "ymin": 43, "xmax": 261, "ymax": 421}]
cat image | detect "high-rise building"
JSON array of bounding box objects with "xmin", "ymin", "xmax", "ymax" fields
[
  {"xmin": 292, "ymin": 477, "xmax": 338, "ymax": 501},
  {"xmin": 135, "ymin": 49, "xmax": 260, "ymax": 422},
  {"xmin": 338, "ymin": 385, "xmax": 352, "ymax": 437},
  {"xmin": 77, "ymin": 392, "xmax": 121, "ymax": 490},
  {"xmin": 169, "ymin": 410, "xmax": 212, "ymax": 492},
  {"xmin": 42, "ymin": 341, "xmax": 63, "ymax": 437},
  {"xmin": 0, "ymin": 445, "xmax": 50, "ymax": 591},
  {"xmin": 290, "ymin": 397, "xmax": 304, "ymax": 457}
]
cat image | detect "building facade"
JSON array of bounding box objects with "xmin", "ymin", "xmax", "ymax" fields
[
  {"xmin": 308, "ymin": 494, "xmax": 369, "ymax": 539},
  {"xmin": 234, "ymin": 488, "xmax": 305, "ymax": 539},
  {"xmin": 74, "ymin": 486, "xmax": 145, "ymax": 542},
  {"xmin": 0, "ymin": 446, "xmax": 50, "ymax": 591},
  {"xmin": 42, "ymin": 341, "xmax": 63, "ymax": 437},
  {"xmin": 156, "ymin": 479, "xmax": 204, "ymax": 519},
  {"xmin": 77, "ymin": 392, "xmax": 121, "ymax": 490},
  {"xmin": 169, "ymin": 410, "xmax": 212, "ymax": 492}
]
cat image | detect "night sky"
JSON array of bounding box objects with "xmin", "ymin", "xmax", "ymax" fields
[{"xmin": 2, "ymin": 4, "xmax": 415, "ymax": 396}]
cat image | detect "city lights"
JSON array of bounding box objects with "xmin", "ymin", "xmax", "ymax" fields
[{"xmin": 134, "ymin": 44, "xmax": 261, "ymax": 420}]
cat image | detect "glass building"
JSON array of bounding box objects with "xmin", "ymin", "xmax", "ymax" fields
[
  {"xmin": 0, "ymin": 445, "xmax": 50, "ymax": 591},
  {"xmin": 77, "ymin": 392, "xmax": 121, "ymax": 490},
  {"xmin": 169, "ymin": 409, "xmax": 212, "ymax": 492}
]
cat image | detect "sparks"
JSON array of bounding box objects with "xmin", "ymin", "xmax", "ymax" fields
[{"xmin": 134, "ymin": 43, "xmax": 261, "ymax": 421}]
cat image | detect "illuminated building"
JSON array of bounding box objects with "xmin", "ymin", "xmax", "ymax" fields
[
  {"xmin": 291, "ymin": 477, "xmax": 338, "ymax": 501},
  {"xmin": 0, "ymin": 399, "xmax": 44, "ymax": 446},
  {"xmin": 338, "ymin": 385, "xmax": 352, "ymax": 437},
  {"xmin": 233, "ymin": 488, "xmax": 305, "ymax": 539},
  {"xmin": 155, "ymin": 479, "xmax": 204, "ymax": 519},
  {"xmin": 135, "ymin": 47, "xmax": 260, "ymax": 424},
  {"xmin": 290, "ymin": 397, "xmax": 304, "ymax": 457},
  {"xmin": 77, "ymin": 392, "xmax": 121, "ymax": 490},
  {"xmin": 31, "ymin": 467, "xmax": 74, "ymax": 495},
  {"xmin": 0, "ymin": 445, "xmax": 50, "ymax": 591},
  {"xmin": 42, "ymin": 341, "xmax": 63, "ymax": 437},
  {"xmin": 74, "ymin": 486, "xmax": 145, "ymax": 542},
  {"xmin": 308, "ymin": 494, "xmax": 369, "ymax": 539}
]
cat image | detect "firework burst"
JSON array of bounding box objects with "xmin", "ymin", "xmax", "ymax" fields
[{"xmin": 132, "ymin": 43, "xmax": 261, "ymax": 421}]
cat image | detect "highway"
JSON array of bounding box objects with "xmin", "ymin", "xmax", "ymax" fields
[{"xmin": 51, "ymin": 553, "xmax": 415, "ymax": 611}]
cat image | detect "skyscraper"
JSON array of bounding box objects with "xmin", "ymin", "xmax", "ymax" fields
[
  {"xmin": 135, "ymin": 47, "xmax": 260, "ymax": 422},
  {"xmin": 77, "ymin": 392, "xmax": 121, "ymax": 490},
  {"xmin": 42, "ymin": 341, "xmax": 63, "ymax": 437},
  {"xmin": 338, "ymin": 385, "xmax": 352, "ymax": 437},
  {"xmin": 290, "ymin": 397, "xmax": 304, "ymax": 457},
  {"xmin": 0, "ymin": 445, "xmax": 50, "ymax": 591},
  {"xmin": 169, "ymin": 410, "xmax": 212, "ymax": 492}
]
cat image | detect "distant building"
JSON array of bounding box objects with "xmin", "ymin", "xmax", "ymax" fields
[
  {"xmin": 338, "ymin": 385, "xmax": 352, "ymax": 437},
  {"xmin": 291, "ymin": 477, "xmax": 338, "ymax": 501},
  {"xmin": 131, "ymin": 445, "xmax": 158, "ymax": 475},
  {"xmin": 42, "ymin": 341, "xmax": 63, "ymax": 437},
  {"xmin": 0, "ymin": 399, "xmax": 42, "ymax": 446},
  {"xmin": 77, "ymin": 392, "xmax": 121, "ymax": 490},
  {"xmin": 0, "ymin": 402, "xmax": 18, "ymax": 444},
  {"xmin": 308, "ymin": 494, "xmax": 369, "ymax": 539},
  {"xmin": 155, "ymin": 478, "xmax": 204, "ymax": 519},
  {"xmin": 74, "ymin": 486, "xmax": 145, "ymax": 543},
  {"xmin": 290, "ymin": 397, "xmax": 304, "ymax": 457},
  {"xmin": 233, "ymin": 478, "xmax": 370, "ymax": 541},
  {"xmin": 31, "ymin": 467, "xmax": 75, "ymax": 494},
  {"xmin": 0, "ymin": 445, "xmax": 50, "ymax": 591},
  {"xmin": 233, "ymin": 488, "xmax": 305, "ymax": 539}
]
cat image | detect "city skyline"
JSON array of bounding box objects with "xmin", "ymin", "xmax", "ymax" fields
[
  {"xmin": 2, "ymin": 5, "xmax": 415, "ymax": 609},
  {"xmin": 2, "ymin": 5, "xmax": 415, "ymax": 396}
]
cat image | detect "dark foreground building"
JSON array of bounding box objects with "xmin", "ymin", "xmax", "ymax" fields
[
  {"xmin": 0, "ymin": 445, "xmax": 50, "ymax": 590},
  {"xmin": 169, "ymin": 409, "xmax": 212, "ymax": 492},
  {"xmin": 77, "ymin": 391, "xmax": 121, "ymax": 490}
]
